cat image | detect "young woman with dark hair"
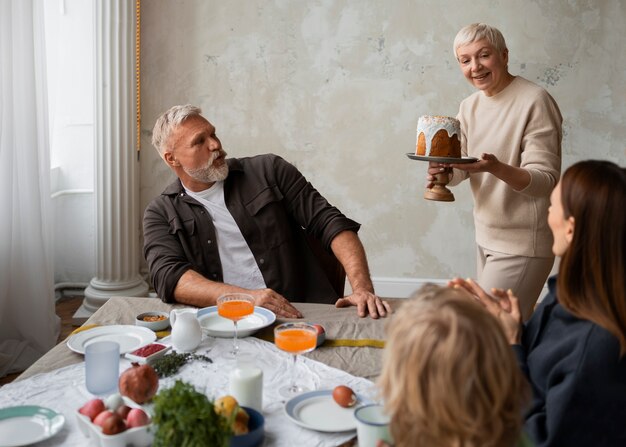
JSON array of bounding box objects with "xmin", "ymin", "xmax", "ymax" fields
[{"xmin": 452, "ymin": 159, "xmax": 626, "ymax": 446}]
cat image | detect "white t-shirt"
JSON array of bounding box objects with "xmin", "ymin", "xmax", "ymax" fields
[{"xmin": 183, "ymin": 181, "xmax": 267, "ymax": 290}]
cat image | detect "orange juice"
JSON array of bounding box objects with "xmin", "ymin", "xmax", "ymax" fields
[
  {"xmin": 275, "ymin": 328, "xmax": 317, "ymax": 354},
  {"xmin": 218, "ymin": 300, "xmax": 254, "ymax": 321}
]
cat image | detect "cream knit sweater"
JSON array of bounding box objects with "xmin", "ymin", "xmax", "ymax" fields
[{"xmin": 449, "ymin": 76, "xmax": 562, "ymax": 257}]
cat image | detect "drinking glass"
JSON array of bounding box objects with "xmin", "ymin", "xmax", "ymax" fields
[
  {"xmin": 217, "ymin": 293, "xmax": 255, "ymax": 359},
  {"xmin": 274, "ymin": 322, "xmax": 318, "ymax": 398},
  {"xmin": 85, "ymin": 341, "xmax": 120, "ymax": 396}
]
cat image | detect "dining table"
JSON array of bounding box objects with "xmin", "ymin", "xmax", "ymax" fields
[{"xmin": 0, "ymin": 296, "xmax": 404, "ymax": 446}]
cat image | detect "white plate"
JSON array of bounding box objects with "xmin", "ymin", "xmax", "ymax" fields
[
  {"xmin": 284, "ymin": 390, "xmax": 372, "ymax": 432},
  {"xmin": 66, "ymin": 325, "xmax": 157, "ymax": 355},
  {"xmin": 0, "ymin": 406, "xmax": 65, "ymax": 447},
  {"xmin": 406, "ymin": 153, "xmax": 479, "ymax": 164},
  {"xmin": 197, "ymin": 306, "xmax": 276, "ymax": 338}
]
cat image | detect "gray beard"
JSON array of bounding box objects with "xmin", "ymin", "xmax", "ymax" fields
[{"xmin": 184, "ymin": 162, "xmax": 229, "ymax": 183}]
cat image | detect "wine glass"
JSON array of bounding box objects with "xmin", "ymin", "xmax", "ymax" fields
[
  {"xmin": 274, "ymin": 322, "xmax": 318, "ymax": 398},
  {"xmin": 217, "ymin": 293, "xmax": 255, "ymax": 359}
]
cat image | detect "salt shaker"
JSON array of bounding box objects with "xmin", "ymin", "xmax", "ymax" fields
[{"xmin": 229, "ymin": 362, "xmax": 263, "ymax": 413}]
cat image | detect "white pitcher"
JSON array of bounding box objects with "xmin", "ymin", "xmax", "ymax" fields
[{"xmin": 169, "ymin": 309, "xmax": 202, "ymax": 352}]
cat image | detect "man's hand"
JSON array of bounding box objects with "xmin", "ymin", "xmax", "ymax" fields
[
  {"xmin": 248, "ymin": 288, "xmax": 303, "ymax": 319},
  {"xmin": 173, "ymin": 271, "xmax": 302, "ymax": 318},
  {"xmin": 335, "ymin": 289, "xmax": 392, "ymax": 319},
  {"xmin": 329, "ymin": 231, "xmax": 390, "ymax": 319}
]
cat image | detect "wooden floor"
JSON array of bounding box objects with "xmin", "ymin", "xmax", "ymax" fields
[{"xmin": 0, "ymin": 296, "xmax": 83, "ymax": 386}]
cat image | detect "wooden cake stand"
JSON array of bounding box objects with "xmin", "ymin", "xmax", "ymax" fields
[{"xmin": 406, "ymin": 154, "xmax": 478, "ymax": 202}]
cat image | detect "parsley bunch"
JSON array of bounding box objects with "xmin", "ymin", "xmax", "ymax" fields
[{"xmin": 152, "ymin": 380, "xmax": 233, "ymax": 447}]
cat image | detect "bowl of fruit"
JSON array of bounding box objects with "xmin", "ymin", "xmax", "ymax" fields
[
  {"xmin": 75, "ymin": 363, "xmax": 160, "ymax": 447},
  {"xmin": 214, "ymin": 395, "xmax": 265, "ymax": 447},
  {"xmin": 76, "ymin": 394, "xmax": 152, "ymax": 447}
]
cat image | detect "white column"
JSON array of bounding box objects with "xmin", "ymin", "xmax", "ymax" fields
[{"xmin": 80, "ymin": 0, "xmax": 148, "ymax": 317}]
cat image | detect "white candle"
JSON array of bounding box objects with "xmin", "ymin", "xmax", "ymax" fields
[{"xmin": 229, "ymin": 365, "xmax": 263, "ymax": 413}]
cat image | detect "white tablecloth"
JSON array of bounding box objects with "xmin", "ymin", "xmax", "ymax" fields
[{"xmin": 0, "ymin": 335, "xmax": 378, "ymax": 446}]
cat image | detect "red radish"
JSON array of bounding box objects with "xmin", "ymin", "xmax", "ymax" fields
[
  {"xmin": 101, "ymin": 413, "xmax": 126, "ymax": 435},
  {"xmin": 125, "ymin": 408, "xmax": 150, "ymax": 428},
  {"xmin": 93, "ymin": 410, "xmax": 114, "ymax": 427},
  {"xmin": 116, "ymin": 404, "xmax": 132, "ymax": 419},
  {"xmin": 78, "ymin": 399, "xmax": 106, "ymax": 421}
]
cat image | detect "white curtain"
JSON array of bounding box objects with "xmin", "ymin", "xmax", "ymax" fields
[{"xmin": 0, "ymin": 0, "xmax": 60, "ymax": 377}]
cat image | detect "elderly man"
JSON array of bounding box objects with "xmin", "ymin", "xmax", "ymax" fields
[{"xmin": 143, "ymin": 104, "xmax": 390, "ymax": 319}]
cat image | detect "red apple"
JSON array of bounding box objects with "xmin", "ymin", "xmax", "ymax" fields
[
  {"xmin": 116, "ymin": 404, "xmax": 131, "ymax": 419},
  {"xmin": 78, "ymin": 398, "xmax": 106, "ymax": 422},
  {"xmin": 101, "ymin": 413, "xmax": 126, "ymax": 435},
  {"xmin": 125, "ymin": 408, "xmax": 150, "ymax": 428},
  {"xmin": 93, "ymin": 410, "xmax": 114, "ymax": 427}
]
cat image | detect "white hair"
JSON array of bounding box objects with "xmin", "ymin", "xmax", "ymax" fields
[
  {"xmin": 453, "ymin": 23, "xmax": 508, "ymax": 59},
  {"xmin": 151, "ymin": 104, "xmax": 203, "ymax": 155}
]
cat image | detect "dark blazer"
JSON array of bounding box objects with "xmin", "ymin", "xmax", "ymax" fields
[
  {"xmin": 513, "ymin": 276, "xmax": 626, "ymax": 446},
  {"xmin": 143, "ymin": 154, "xmax": 360, "ymax": 304}
]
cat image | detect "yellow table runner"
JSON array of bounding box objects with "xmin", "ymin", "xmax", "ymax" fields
[{"xmin": 324, "ymin": 339, "xmax": 385, "ymax": 348}]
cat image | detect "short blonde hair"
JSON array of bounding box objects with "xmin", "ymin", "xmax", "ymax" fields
[
  {"xmin": 151, "ymin": 104, "xmax": 203, "ymax": 156},
  {"xmin": 453, "ymin": 23, "xmax": 508, "ymax": 59},
  {"xmin": 378, "ymin": 285, "xmax": 529, "ymax": 447}
]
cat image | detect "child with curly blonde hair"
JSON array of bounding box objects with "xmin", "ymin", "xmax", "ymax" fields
[{"xmin": 378, "ymin": 285, "xmax": 530, "ymax": 447}]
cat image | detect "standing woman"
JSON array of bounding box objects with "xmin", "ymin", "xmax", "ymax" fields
[
  {"xmin": 452, "ymin": 160, "xmax": 626, "ymax": 446},
  {"xmin": 429, "ymin": 23, "xmax": 562, "ymax": 318}
]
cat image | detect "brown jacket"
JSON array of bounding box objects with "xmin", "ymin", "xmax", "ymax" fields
[{"xmin": 143, "ymin": 154, "xmax": 360, "ymax": 304}]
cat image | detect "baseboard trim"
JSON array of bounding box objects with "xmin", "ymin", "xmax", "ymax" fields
[{"xmin": 366, "ymin": 276, "xmax": 550, "ymax": 301}]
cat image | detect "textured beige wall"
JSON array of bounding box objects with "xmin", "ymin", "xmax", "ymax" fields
[{"xmin": 140, "ymin": 0, "xmax": 626, "ymax": 285}]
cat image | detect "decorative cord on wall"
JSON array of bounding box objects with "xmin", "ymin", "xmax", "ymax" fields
[{"xmin": 135, "ymin": 0, "xmax": 141, "ymax": 158}]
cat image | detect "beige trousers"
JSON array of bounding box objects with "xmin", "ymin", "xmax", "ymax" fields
[{"xmin": 477, "ymin": 246, "xmax": 554, "ymax": 321}]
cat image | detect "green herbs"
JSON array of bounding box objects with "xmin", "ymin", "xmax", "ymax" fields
[
  {"xmin": 152, "ymin": 352, "xmax": 213, "ymax": 378},
  {"xmin": 152, "ymin": 380, "xmax": 232, "ymax": 447}
]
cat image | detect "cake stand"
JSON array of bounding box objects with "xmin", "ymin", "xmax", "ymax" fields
[{"xmin": 406, "ymin": 153, "xmax": 478, "ymax": 202}]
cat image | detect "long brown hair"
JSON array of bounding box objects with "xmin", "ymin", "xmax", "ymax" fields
[
  {"xmin": 557, "ymin": 160, "xmax": 626, "ymax": 353},
  {"xmin": 378, "ymin": 285, "xmax": 529, "ymax": 447}
]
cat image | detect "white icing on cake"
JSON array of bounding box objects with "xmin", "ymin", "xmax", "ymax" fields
[{"xmin": 416, "ymin": 115, "xmax": 460, "ymax": 155}]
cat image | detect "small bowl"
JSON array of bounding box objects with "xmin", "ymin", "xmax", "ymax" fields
[
  {"xmin": 230, "ymin": 407, "xmax": 264, "ymax": 447},
  {"xmin": 125, "ymin": 343, "xmax": 171, "ymax": 365},
  {"xmin": 135, "ymin": 311, "xmax": 170, "ymax": 332}
]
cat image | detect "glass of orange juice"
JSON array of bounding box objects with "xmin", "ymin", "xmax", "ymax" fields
[
  {"xmin": 274, "ymin": 322, "xmax": 318, "ymax": 398},
  {"xmin": 217, "ymin": 293, "xmax": 255, "ymax": 358}
]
